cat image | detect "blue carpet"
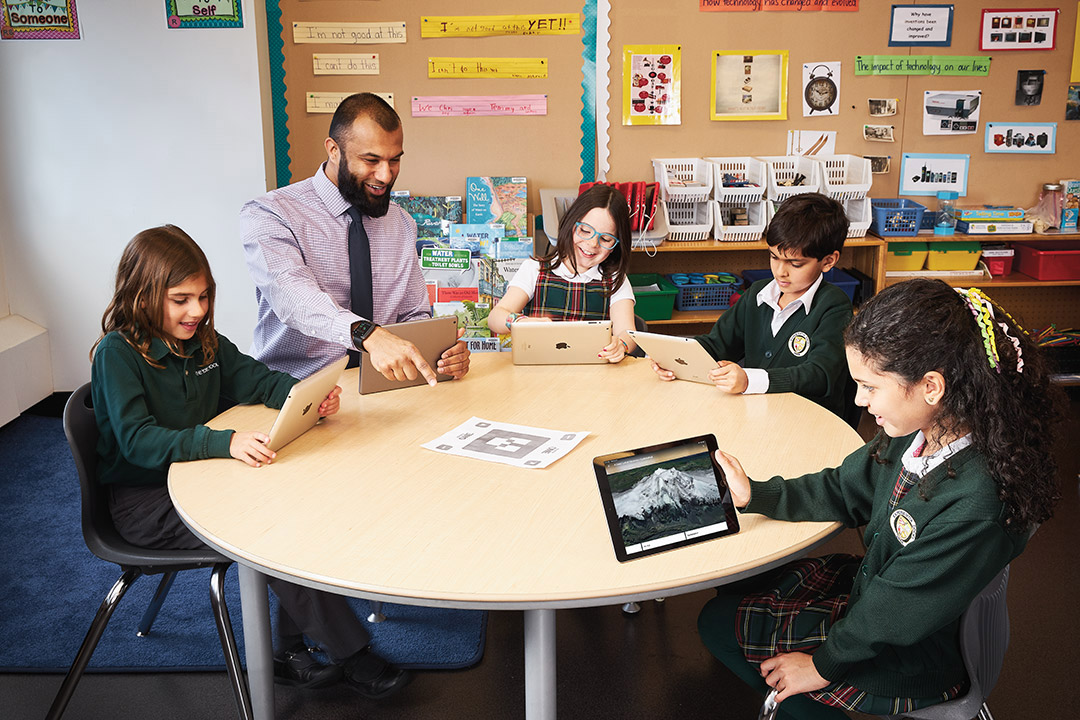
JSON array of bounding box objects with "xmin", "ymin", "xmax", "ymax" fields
[{"xmin": 0, "ymin": 414, "xmax": 486, "ymax": 672}]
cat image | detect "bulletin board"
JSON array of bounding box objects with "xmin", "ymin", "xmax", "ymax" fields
[{"xmin": 264, "ymin": 0, "xmax": 1080, "ymax": 210}]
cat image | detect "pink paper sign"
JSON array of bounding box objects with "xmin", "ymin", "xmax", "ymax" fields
[
  {"xmin": 1, "ymin": 0, "xmax": 80, "ymax": 40},
  {"xmin": 411, "ymin": 95, "xmax": 547, "ymax": 117}
]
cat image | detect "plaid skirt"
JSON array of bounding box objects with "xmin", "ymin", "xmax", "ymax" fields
[{"xmin": 735, "ymin": 553, "xmax": 965, "ymax": 714}]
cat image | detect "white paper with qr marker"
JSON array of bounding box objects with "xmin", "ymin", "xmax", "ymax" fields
[{"xmin": 422, "ymin": 416, "xmax": 589, "ymax": 469}]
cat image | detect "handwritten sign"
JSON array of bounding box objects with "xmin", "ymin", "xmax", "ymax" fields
[
  {"xmin": 889, "ymin": 5, "xmax": 953, "ymax": 46},
  {"xmin": 411, "ymin": 95, "xmax": 548, "ymax": 117},
  {"xmin": 313, "ymin": 54, "xmax": 379, "ymax": 75},
  {"xmin": 855, "ymin": 55, "xmax": 990, "ymax": 76},
  {"xmin": 293, "ymin": 21, "xmax": 405, "ymax": 45},
  {"xmin": 428, "ymin": 57, "xmax": 548, "ymax": 79},
  {"xmin": 420, "ymin": 14, "xmax": 579, "ymax": 37},
  {"xmin": 307, "ymin": 92, "xmax": 395, "ymax": 114}
]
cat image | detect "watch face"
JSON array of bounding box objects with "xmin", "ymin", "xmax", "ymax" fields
[{"xmin": 805, "ymin": 77, "xmax": 837, "ymax": 111}]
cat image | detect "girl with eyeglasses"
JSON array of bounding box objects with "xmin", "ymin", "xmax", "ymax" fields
[{"xmin": 488, "ymin": 184, "xmax": 638, "ymax": 361}]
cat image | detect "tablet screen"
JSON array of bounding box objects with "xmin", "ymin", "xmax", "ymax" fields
[{"xmin": 593, "ymin": 434, "xmax": 740, "ymax": 562}]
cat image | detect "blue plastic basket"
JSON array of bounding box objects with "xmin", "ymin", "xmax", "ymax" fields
[
  {"xmin": 740, "ymin": 268, "xmax": 859, "ymax": 303},
  {"xmin": 870, "ymin": 199, "xmax": 928, "ymax": 236},
  {"xmin": 667, "ymin": 273, "xmax": 741, "ymax": 311}
]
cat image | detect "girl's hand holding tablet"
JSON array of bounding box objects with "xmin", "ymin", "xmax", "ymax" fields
[{"xmin": 713, "ymin": 449, "xmax": 750, "ymax": 508}]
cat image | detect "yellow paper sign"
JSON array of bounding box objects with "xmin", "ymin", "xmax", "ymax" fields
[
  {"xmin": 420, "ymin": 14, "xmax": 580, "ymax": 37},
  {"xmin": 292, "ymin": 21, "xmax": 406, "ymax": 45},
  {"xmin": 307, "ymin": 92, "xmax": 395, "ymax": 114},
  {"xmin": 313, "ymin": 54, "xmax": 380, "ymax": 75},
  {"xmin": 427, "ymin": 58, "xmax": 548, "ymax": 79}
]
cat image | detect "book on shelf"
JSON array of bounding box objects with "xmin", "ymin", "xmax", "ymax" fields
[
  {"xmin": 392, "ymin": 192, "xmax": 463, "ymax": 238},
  {"xmin": 432, "ymin": 300, "xmax": 496, "ymax": 351},
  {"xmin": 449, "ymin": 223, "xmax": 505, "ymax": 257},
  {"xmin": 1060, "ymin": 179, "xmax": 1080, "ymax": 232},
  {"xmin": 466, "ymin": 176, "xmax": 528, "ymax": 237}
]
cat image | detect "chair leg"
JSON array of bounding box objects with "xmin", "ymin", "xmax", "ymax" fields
[
  {"xmin": 137, "ymin": 571, "xmax": 178, "ymax": 637},
  {"xmin": 978, "ymin": 703, "xmax": 995, "ymax": 720},
  {"xmin": 210, "ymin": 563, "xmax": 254, "ymax": 720},
  {"xmin": 621, "ymin": 602, "xmax": 641, "ymax": 614},
  {"xmin": 757, "ymin": 688, "xmax": 780, "ymax": 720},
  {"xmin": 46, "ymin": 568, "xmax": 142, "ymax": 720},
  {"xmin": 367, "ymin": 600, "xmax": 386, "ymax": 623}
]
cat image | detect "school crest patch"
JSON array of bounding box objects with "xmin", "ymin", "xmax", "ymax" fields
[
  {"xmin": 890, "ymin": 509, "xmax": 917, "ymax": 546},
  {"xmin": 788, "ymin": 331, "xmax": 810, "ymax": 357}
]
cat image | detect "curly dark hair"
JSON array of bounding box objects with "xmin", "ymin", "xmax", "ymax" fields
[{"xmin": 845, "ymin": 278, "xmax": 1062, "ymax": 528}]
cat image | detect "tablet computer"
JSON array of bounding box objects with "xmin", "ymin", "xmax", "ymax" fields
[
  {"xmin": 511, "ymin": 320, "xmax": 612, "ymax": 365},
  {"xmin": 593, "ymin": 434, "xmax": 740, "ymax": 562},
  {"xmin": 266, "ymin": 355, "xmax": 349, "ymax": 452},
  {"xmin": 627, "ymin": 330, "xmax": 719, "ymax": 385},
  {"xmin": 359, "ymin": 315, "xmax": 458, "ymax": 394}
]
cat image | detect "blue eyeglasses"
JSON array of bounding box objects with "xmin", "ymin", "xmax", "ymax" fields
[{"xmin": 574, "ymin": 221, "xmax": 620, "ymax": 249}]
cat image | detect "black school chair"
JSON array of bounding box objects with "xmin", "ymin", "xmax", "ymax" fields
[
  {"xmin": 756, "ymin": 565, "xmax": 1012, "ymax": 720},
  {"xmin": 46, "ymin": 384, "xmax": 253, "ymax": 720}
]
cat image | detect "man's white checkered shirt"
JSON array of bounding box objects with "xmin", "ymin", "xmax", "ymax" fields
[{"xmin": 241, "ymin": 164, "xmax": 430, "ymax": 378}]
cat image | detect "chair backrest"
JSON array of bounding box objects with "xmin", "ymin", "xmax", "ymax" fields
[
  {"xmin": 959, "ymin": 564, "xmax": 1010, "ymax": 702},
  {"xmin": 63, "ymin": 383, "xmax": 126, "ymax": 561}
]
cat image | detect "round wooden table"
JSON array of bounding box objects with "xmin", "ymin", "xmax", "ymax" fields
[{"xmin": 170, "ymin": 353, "xmax": 862, "ymax": 720}]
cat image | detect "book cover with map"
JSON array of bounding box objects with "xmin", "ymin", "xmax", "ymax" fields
[
  {"xmin": 466, "ymin": 176, "xmax": 528, "ymax": 237},
  {"xmin": 392, "ymin": 193, "xmax": 463, "ymax": 238}
]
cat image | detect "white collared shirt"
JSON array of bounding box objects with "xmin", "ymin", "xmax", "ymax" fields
[
  {"xmin": 741, "ymin": 274, "xmax": 827, "ymax": 395},
  {"xmin": 902, "ymin": 431, "xmax": 974, "ymax": 477},
  {"xmin": 508, "ymin": 257, "xmax": 635, "ymax": 305}
]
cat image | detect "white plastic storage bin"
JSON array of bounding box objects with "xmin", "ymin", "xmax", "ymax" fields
[
  {"xmin": 712, "ymin": 200, "xmax": 767, "ymax": 242},
  {"xmin": 811, "ymin": 155, "xmax": 872, "ymax": 201},
  {"xmin": 652, "ymin": 158, "xmax": 713, "ymax": 204},
  {"xmin": 665, "ymin": 200, "xmax": 713, "ymax": 242},
  {"xmin": 843, "ymin": 197, "xmax": 872, "ymax": 238},
  {"xmin": 759, "ymin": 155, "xmax": 823, "ymax": 202},
  {"xmin": 704, "ymin": 156, "xmax": 766, "ymax": 204}
]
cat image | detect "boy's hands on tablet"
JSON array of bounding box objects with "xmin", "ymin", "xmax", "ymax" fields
[
  {"xmin": 714, "ymin": 450, "xmax": 750, "ymax": 508},
  {"xmin": 230, "ymin": 431, "xmax": 276, "ymax": 467},
  {"xmin": 650, "ymin": 358, "xmax": 677, "ymax": 381},
  {"xmin": 318, "ymin": 386, "xmax": 342, "ymax": 417},
  {"xmin": 708, "ymin": 360, "xmax": 749, "ymax": 394}
]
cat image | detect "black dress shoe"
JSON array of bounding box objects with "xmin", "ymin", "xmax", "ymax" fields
[
  {"xmin": 273, "ymin": 645, "xmax": 343, "ymax": 689},
  {"xmin": 342, "ymin": 647, "xmax": 413, "ymax": 699}
]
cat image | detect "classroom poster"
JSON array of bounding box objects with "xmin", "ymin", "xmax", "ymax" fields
[
  {"xmin": 899, "ymin": 153, "xmax": 969, "ymax": 197},
  {"xmin": 712, "ymin": 51, "xmax": 788, "ymax": 121},
  {"xmin": 165, "ymin": 1, "xmax": 242, "ymax": 29},
  {"xmin": 623, "ymin": 44, "xmax": 681, "ymax": 125},
  {"xmin": 1, "ymin": 0, "xmax": 80, "ymax": 39},
  {"xmin": 923, "ymin": 90, "xmax": 981, "ymax": 135},
  {"xmin": 888, "ymin": 4, "xmax": 954, "ymax": 47},
  {"xmin": 802, "ymin": 62, "xmax": 840, "ymax": 116}
]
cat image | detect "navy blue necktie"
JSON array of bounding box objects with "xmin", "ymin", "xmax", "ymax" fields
[{"xmin": 346, "ymin": 206, "xmax": 373, "ymax": 368}]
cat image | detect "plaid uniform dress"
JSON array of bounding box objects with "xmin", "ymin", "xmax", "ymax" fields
[
  {"xmin": 524, "ymin": 266, "xmax": 612, "ymax": 320},
  {"xmin": 735, "ymin": 447, "xmax": 966, "ymax": 714}
]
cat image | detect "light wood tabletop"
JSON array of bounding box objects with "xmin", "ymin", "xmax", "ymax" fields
[
  {"xmin": 170, "ymin": 352, "xmax": 862, "ymax": 607},
  {"xmin": 169, "ymin": 352, "xmax": 863, "ymax": 720}
]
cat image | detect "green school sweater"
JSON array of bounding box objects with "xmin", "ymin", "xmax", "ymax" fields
[
  {"xmin": 91, "ymin": 331, "xmax": 296, "ymax": 487},
  {"xmin": 693, "ymin": 279, "xmax": 852, "ymax": 416},
  {"xmin": 745, "ymin": 433, "xmax": 1028, "ymax": 698}
]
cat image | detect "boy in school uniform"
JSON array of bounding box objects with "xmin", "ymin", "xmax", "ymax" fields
[{"xmin": 651, "ymin": 193, "xmax": 853, "ymax": 417}]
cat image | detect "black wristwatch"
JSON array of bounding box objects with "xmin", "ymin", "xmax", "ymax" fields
[{"xmin": 351, "ymin": 319, "xmax": 379, "ymax": 351}]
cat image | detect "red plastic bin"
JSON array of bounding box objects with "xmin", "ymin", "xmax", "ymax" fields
[{"xmin": 1014, "ymin": 242, "xmax": 1080, "ymax": 281}]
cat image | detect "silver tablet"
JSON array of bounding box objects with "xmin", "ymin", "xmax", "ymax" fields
[
  {"xmin": 359, "ymin": 316, "xmax": 458, "ymax": 394},
  {"xmin": 266, "ymin": 356, "xmax": 348, "ymax": 452},
  {"xmin": 510, "ymin": 320, "xmax": 613, "ymax": 365},
  {"xmin": 627, "ymin": 330, "xmax": 719, "ymax": 385}
]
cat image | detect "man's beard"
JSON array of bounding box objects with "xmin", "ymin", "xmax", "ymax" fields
[{"xmin": 337, "ymin": 155, "xmax": 393, "ymax": 217}]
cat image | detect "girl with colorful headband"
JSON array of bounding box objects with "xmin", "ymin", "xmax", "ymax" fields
[{"xmin": 699, "ymin": 278, "xmax": 1062, "ymax": 719}]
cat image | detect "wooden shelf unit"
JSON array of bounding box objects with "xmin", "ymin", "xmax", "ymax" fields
[{"xmin": 631, "ymin": 231, "xmax": 1078, "ymax": 333}]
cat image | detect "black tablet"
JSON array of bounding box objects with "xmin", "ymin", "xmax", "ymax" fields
[{"xmin": 593, "ymin": 434, "xmax": 740, "ymax": 562}]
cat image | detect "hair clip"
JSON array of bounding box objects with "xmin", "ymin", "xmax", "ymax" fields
[{"xmin": 955, "ymin": 287, "xmax": 1023, "ymax": 374}]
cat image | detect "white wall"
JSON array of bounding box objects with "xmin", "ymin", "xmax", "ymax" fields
[{"xmin": 0, "ymin": 1, "xmax": 270, "ymax": 390}]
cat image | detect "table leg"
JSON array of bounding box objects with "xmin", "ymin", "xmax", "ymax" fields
[
  {"xmin": 523, "ymin": 608, "xmax": 556, "ymax": 720},
  {"xmin": 238, "ymin": 565, "xmax": 274, "ymax": 720}
]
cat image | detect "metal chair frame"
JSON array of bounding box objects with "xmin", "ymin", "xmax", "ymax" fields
[{"xmin": 46, "ymin": 383, "xmax": 252, "ymax": 720}]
